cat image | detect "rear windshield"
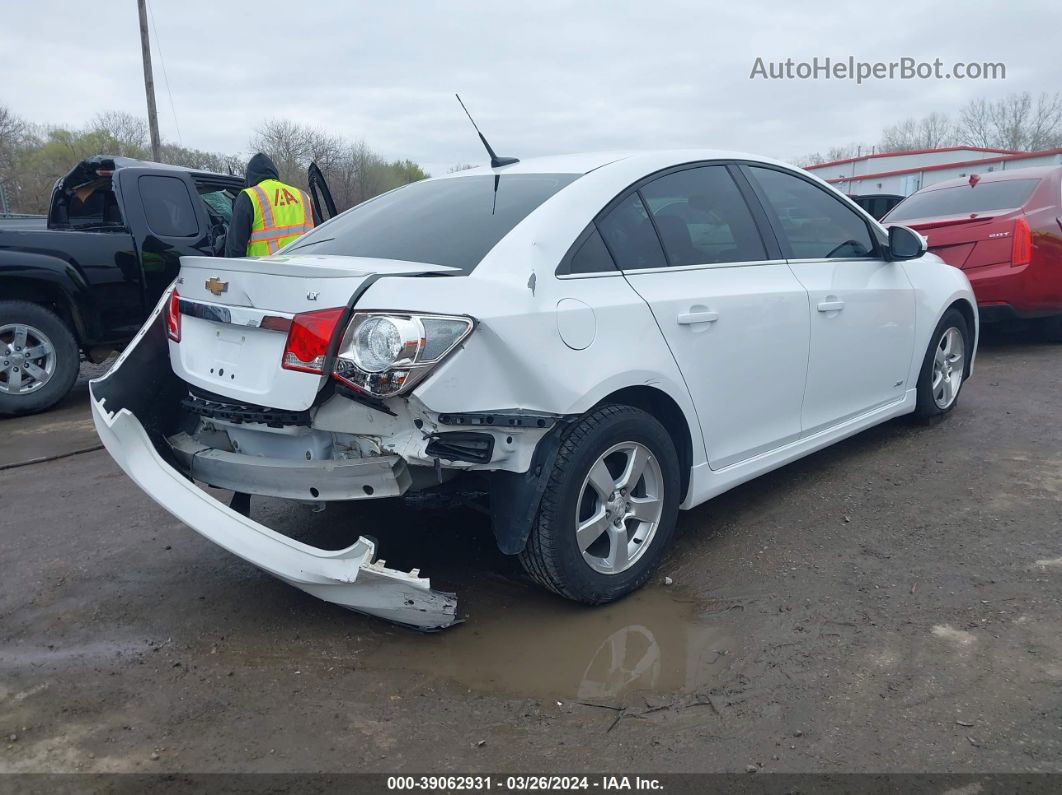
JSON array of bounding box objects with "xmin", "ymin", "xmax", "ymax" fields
[
  {"xmin": 285, "ymin": 173, "xmax": 580, "ymax": 272},
  {"xmin": 886, "ymin": 178, "xmax": 1040, "ymax": 222}
]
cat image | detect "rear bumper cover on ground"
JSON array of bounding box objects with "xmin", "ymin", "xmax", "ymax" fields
[{"xmin": 89, "ymin": 298, "xmax": 458, "ymax": 630}]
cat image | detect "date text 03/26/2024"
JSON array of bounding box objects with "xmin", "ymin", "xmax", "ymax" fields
[{"xmin": 386, "ymin": 776, "xmax": 664, "ymax": 791}]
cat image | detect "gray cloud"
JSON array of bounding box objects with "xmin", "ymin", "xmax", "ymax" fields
[{"xmin": 2, "ymin": 0, "xmax": 1059, "ymax": 175}]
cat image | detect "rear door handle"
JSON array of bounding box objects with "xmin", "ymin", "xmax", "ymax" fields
[
  {"xmin": 817, "ymin": 300, "xmax": 845, "ymax": 313},
  {"xmin": 677, "ymin": 310, "xmax": 719, "ymax": 325}
]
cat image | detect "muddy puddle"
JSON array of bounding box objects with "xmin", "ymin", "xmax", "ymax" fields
[
  {"xmin": 362, "ymin": 582, "xmax": 738, "ymax": 702},
  {"xmin": 241, "ymin": 497, "xmax": 739, "ymax": 701}
]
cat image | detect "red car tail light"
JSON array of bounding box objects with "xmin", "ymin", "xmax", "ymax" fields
[
  {"xmin": 281, "ymin": 307, "xmax": 345, "ymax": 374},
  {"xmin": 1012, "ymin": 217, "xmax": 1032, "ymax": 267},
  {"xmin": 166, "ymin": 288, "xmax": 181, "ymax": 342}
]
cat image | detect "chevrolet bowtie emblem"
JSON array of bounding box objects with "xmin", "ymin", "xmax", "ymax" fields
[{"xmin": 205, "ymin": 277, "xmax": 228, "ymax": 296}]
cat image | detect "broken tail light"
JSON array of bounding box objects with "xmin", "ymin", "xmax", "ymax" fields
[
  {"xmin": 1012, "ymin": 217, "xmax": 1032, "ymax": 267},
  {"xmin": 281, "ymin": 307, "xmax": 346, "ymax": 374},
  {"xmin": 332, "ymin": 312, "xmax": 475, "ymax": 398},
  {"xmin": 166, "ymin": 288, "xmax": 181, "ymax": 342}
]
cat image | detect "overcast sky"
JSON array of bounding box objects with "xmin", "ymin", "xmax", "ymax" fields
[{"xmin": 2, "ymin": 0, "xmax": 1060, "ymax": 175}]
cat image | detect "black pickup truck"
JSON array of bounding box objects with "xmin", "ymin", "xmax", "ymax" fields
[
  {"xmin": 0, "ymin": 156, "xmax": 245, "ymax": 414},
  {"xmin": 0, "ymin": 155, "xmax": 345, "ymax": 416}
]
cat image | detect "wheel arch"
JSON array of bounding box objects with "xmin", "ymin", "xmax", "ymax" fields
[
  {"xmin": 943, "ymin": 297, "xmax": 978, "ymax": 378},
  {"xmin": 0, "ymin": 275, "xmax": 86, "ymax": 345},
  {"xmin": 593, "ymin": 384, "xmax": 694, "ymax": 503},
  {"xmin": 488, "ymin": 383, "xmax": 697, "ymax": 557}
]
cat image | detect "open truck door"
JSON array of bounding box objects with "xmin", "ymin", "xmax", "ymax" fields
[{"xmin": 307, "ymin": 161, "xmax": 338, "ymax": 225}]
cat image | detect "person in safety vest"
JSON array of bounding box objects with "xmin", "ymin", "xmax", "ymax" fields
[{"xmin": 225, "ymin": 153, "xmax": 315, "ymax": 257}]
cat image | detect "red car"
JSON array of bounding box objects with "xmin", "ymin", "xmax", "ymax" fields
[{"xmin": 883, "ymin": 166, "xmax": 1062, "ymax": 338}]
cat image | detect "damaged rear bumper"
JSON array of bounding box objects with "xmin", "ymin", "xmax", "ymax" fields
[
  {"xmin": 167, "ymin": 432, "xmax": 413, "ymax": 501},
  {"xmin": 89, "ymin": 299, "xmax": 458, "ymax": 630}
]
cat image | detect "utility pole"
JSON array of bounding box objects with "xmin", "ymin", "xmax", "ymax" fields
[{"xmin": 137, "ymin": 0, "xmax": 162, "ymax": 161}]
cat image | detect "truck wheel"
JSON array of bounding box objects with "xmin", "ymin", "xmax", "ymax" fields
[
  {"xmin": 0, "ymin": 301, "xmax": 80, "ymax": 416},
  {"xmin": 519, "ymin": 404, "xmax": 680, "ymax": 604},
  {"xmin": 913, "ymin": 308, "xmax": 970, "ymax": 421}
]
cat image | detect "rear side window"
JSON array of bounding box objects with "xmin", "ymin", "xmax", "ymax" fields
[
  {"xmin": 885, "ymin": 178, "xmax": 1041, "ymax": 222},
  {"xmin": 749, "ymin": 167, "xmax": 875, "ymax": 259},
  {"xmin": 567, "ymin": 227, "xmax": 617, "ymax": 274},
  {"xmin": 640, "ymin": 166, "xmax": 766, "ymax": 265},
  {"xmin": 64, "ymin": 179, "xmax": 124, "ymax": 230},
  {"xmin": 597, "ymin": 193, "xmax": 667, "ymax": 269},
  {"xmin": 285, "ymin": 173, "xmax": 579, "ymax": 273},
  {"xmin": 140, "ymin": 175, "xmax": 199, "ymax": 237}
]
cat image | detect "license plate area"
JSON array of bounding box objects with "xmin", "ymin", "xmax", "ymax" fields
[{"xmin": 170, "ymin": 316, "xmax": 322, "ymax": 410}]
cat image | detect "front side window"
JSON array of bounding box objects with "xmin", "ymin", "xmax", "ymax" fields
[
  {"xmin": 640, "ymin": 166, "xmax": 767, "ymax": 265},
  {"xmin": 597, "ymin": 193, "xmax": 666, "ymax": 270},
  {"xmin": 140, "ymin": 175, "xmax": 199, "ymax": 238},
  {"xmin": 749, "ymin": 167, "xmax": 875, "ymax": 259},
  {"xmin": 199, "ymin": 188, "xmax": 236, "ymax": 225},
  {"xmin": 286, "ymin": 173, "xmax": 579, "ymax": 273}
]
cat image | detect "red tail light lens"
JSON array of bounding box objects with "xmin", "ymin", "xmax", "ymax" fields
[
  {"xmin": 1012, "ymin": 217, "xmax": 1032, "ymax": 267},
  {"xmin": 166, "ymin": 288, "xmax": 181, "ymax": 342},
  {"xmin": 281, "ymin": 307, "xmax": 345, "ymax": 373}
]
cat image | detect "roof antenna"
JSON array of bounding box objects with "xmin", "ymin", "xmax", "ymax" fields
[{"xmin": 455, "ymin": 94, "xmax": 519, "ymax": 169}]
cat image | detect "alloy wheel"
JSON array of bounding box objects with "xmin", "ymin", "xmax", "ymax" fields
[
  {"xmin": 931, "ymin": 326, "xmax": 965, "ymax": 409},
  {"xmin": 575, "ymin": 441, "xmax": 664, "ymax": 575},
  {"xmin": 0, "ymin": 323, "xmax": 57, "ymax": 395}
]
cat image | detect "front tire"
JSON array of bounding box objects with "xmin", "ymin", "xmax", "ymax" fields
[
  {"xmin": 0, "ymin": 301, "xmax": 80, "ymax": 416},
  {"xmin": 913, "ymin": 308, "xmax": 970, "ymax": 421},
  {"xmin": 519, "ymin": 404, "xmax": 680, "ymax": 604}
]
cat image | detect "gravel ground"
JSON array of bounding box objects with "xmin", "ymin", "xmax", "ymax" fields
[{"xmin": 0, "ymin": 332, "xmax": 1060, "ymax": 773}]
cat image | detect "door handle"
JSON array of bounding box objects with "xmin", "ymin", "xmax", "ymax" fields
[
  {"xmin": 677, "ymin": 310, "xmax": 719, "ymax": 325},
  {"xmin": 817, "ymin": 299, "xmax": 845, "ymax": 313}
]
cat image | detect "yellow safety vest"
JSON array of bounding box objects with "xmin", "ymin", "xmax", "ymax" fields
[{"xmin": 242, "ymin": 178, "xmax": 315, "ymax": 256}]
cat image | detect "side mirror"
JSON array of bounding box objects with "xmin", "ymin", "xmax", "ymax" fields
[{"xmin": 887, "ymin": 225, "xmax": 926, "ymax": 260}]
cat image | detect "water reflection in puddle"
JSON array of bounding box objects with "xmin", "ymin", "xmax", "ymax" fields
[{"xmin": 365, "ymin": 583, "xmax": 736, "ymax": 701}]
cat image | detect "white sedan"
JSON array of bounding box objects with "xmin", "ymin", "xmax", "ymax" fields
[{"xmin": 91, "ymin": 150, "xmax": 977, "ymax": 629}]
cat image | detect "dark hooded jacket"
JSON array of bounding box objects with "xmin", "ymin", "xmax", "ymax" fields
[{"xmin": 225, "ymin": 153, "xmax": 281, "ymax": 258}]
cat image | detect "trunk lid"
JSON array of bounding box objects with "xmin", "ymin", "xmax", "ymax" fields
[
  {"xmin": 903, "ymin": 209, "xmax": 1023, "ymax": 270},
  {"xmin": 171, "ymin": 255, "xmax": 457, "ymax": 410}
]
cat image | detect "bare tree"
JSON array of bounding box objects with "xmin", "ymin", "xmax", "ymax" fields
[
  {"xmin": 250, "ymin": 118, "xmax": 310, "ymax": 185},
  {"xmin": 958, "ymin": 92, "xmax": 1062, "ymax": 151},
  {"xmin": 250, "ymin": 121, "xmax": 427, "ymax": 211},
  {"xmin": 0, "ymin": 105, "xmax": 27, "ymax": 208},
  {"xmin": 2, "ymin": 103, "xmax": 429, "ymax": 214},
  {"xmin": 798, "ymin": 144, "xmax": 868, "ymax": 166},
  {"xmin": 920, "ymin": 112, "xmax": 957, "ymax": 149},
  {"xmin": 879, "ymin": 119, "xmax": 919, "ymax": 153},
  {"xmin": 879, "ymin": 112, "xmax": 956, "ymax": 152},
  {"xmin": 90, "ymin": 111, "xmax": 150, "ymax": 157},
  {"xmin": 959, "ymin": 98, "xmax": 993, "ymax": 148}
]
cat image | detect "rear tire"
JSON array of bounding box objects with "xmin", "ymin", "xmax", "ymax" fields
[
  {"xmin": 913, "ymin": 308, "xmax": 970, "ymax": 421},
  {"xmin": 0, "ymin": 301, "xmax": 80, "ymax": 416},
  {"xmin": 519, "ymin": 404, "xmax": 680, "ymax": 604}
]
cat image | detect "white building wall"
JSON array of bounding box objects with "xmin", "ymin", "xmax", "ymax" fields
[
  {"xmin": 808, "ymin": 149, "xmax": 1009, "ymax": 182},
  {"xmin": 817, "ymin": 152, "xmax": 1062, "ymax": 197}
]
